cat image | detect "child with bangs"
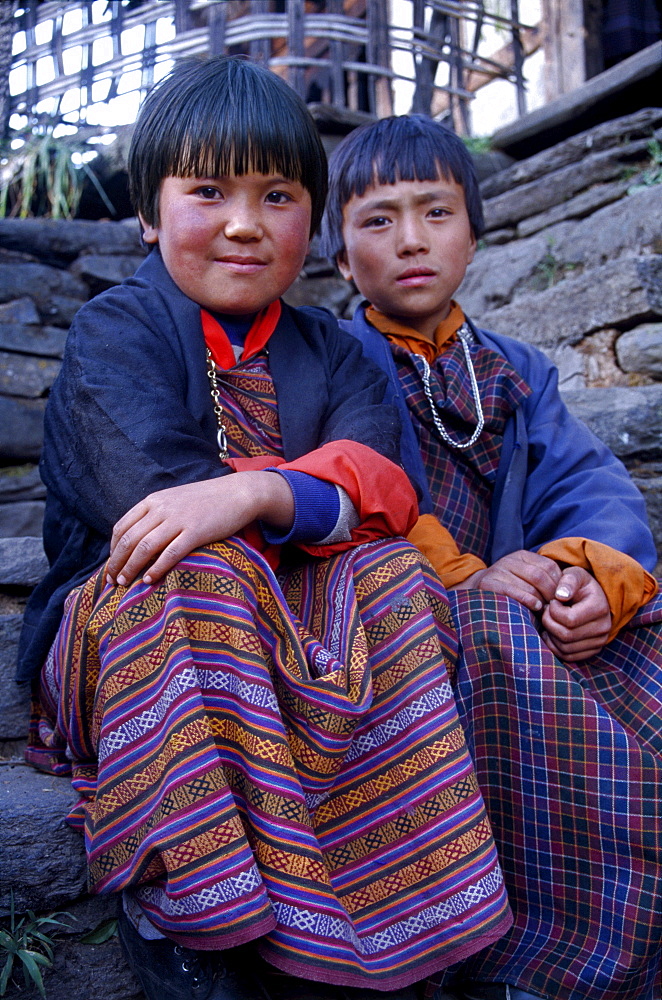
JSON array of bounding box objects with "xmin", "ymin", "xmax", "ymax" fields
[
  {"xmin": 322, "ymin": 113, "xmax": 662, "ymax": 1000},
  {"xmin": 18, "ymin": 61, "xmax": 515, "ymax": 1000}
]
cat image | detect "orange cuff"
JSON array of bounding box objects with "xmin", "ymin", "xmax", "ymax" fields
[
  {"xmin": 407, "ymin": 513, "xmax": 487, "ymax": 588},
  {"xmin": 538, "ymin": 536, "xmax": 658, "ymax": 641}
]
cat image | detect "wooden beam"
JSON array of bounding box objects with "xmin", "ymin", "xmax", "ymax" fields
[{"xmin": 541, "ymin": 0, "xmax": 586, "ymax": 101}]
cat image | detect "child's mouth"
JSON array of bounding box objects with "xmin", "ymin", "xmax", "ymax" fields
[
  {"xmin": 217, "ymin": 256, "xmax": 267, "ymax": 274},
  {"xmin": 396, "ymin": 268, "xmax": 436, "ymax": 286}
]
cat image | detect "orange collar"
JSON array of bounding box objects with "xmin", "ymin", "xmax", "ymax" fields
[{"xmin": 366, "ymin": 301, "xmax": 466, "ymax": 364}]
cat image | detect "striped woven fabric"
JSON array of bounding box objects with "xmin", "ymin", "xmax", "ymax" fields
[
  {"xmin": 429, "ymin": 589, "xmax": 662, "ymax": 1000},
  {"xmin": 212, "ymin": 354, "xmax": 282, "ymax": 459},
  {"xmin": 391, "ymin": 338, "xmax": 530, "ymax": 559},
  {"xmin": 28, "ymin": 537, "xmax": 512, "ymax": 990}
]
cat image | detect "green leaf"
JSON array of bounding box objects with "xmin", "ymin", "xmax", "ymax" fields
[
  {"xmin": 0, "ymin": 930, "xmax": 15, "ymax": 952},
  {"xmin": 80, "ymin": 917, "xmax": 118, "ymax": 945},
  {"xmin": 0, "ymin": 953, "xmax": 14, "ymax": 996},
  {"xmin": 17, "ymin": 949, "xmax": 46, "ymax": 997}
]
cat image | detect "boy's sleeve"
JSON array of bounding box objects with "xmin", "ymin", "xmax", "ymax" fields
[
  {"xmin": 538, "ymin": 537, "xmax": 658, "ymax": 640},
  {"xmin": 491, "ymin": 333, "xmax": 658, "ymax": 572},
  {"xmin": 225, "ymin": 440, "xmax": 418, "ymax": 555},
  {"xmin": 407, "ymin": 514, "xmax": 486, "ymax": 587}
]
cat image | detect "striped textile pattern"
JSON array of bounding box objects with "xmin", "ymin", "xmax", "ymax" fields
[
  {"xmin": 27, "ymin": 537, "xmax": 512, "ymax": 990},
  {"xmin": 391, "ymin": 339, "xmax": 530, "ymax": 559},
  {"xmin": 212, "ymin": 354, "xmax": 283, "ymax": 459},
  {"xmin": 429, "ymin": 589, "xmax": 662, "ymax": 1000}
]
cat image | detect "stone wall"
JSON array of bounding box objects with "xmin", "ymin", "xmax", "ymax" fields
[{"xmin": 1, "ymin": 106, "xmax": 661, "ymax": 998}]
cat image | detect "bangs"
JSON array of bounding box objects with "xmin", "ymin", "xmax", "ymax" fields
[{"xmin": 151, "ymin": 79, "xmax": 310, "ymax": 187}]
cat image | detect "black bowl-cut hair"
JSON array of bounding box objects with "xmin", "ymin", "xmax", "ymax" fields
[
  {"xmin": 129, "ymin": 55, "xmax": 327, "ymax": 237},
  {"xmin": 320, "ymin": 114, "xmax": 484, "ymax": 259}
]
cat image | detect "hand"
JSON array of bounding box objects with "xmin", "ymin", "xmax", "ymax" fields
[
  {"xmin": 106, "ymin": 471, "xmax": 294, "ymax": 587},
  {"xmin": 454, "ymin": 550, "xmax": 562, "ymax": 613},
  {"xmin": 541, "ymin": 567, "xmax": 612, "ymax": 662}
]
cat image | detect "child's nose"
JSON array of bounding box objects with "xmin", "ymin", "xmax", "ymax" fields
[
  {"xmin": 224, "ymin": 206, "xmax": 262, "ymax": 241},
  {"xmin": 397, "ymin": 216, "xmax": 429, "ymax": 255}
]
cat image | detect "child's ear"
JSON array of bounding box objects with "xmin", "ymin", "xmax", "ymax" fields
[
  {"xmin": 139, "ymin": 213, "xmax": 159, "ymax": 245},
  {"xmin": 336, "ymin": 251, "xmax": 352, "ymax": 283},
  {"xmin": 467, "ymin": 233, "xmax": 477, "ymax": 265}
]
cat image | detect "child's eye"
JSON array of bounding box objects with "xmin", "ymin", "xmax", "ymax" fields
[
  {"xmin": 195, "ymin": 186, "xmax": 222, "ymax": 200},
  {"xmin": 363, "ymin": 216, "xmax": 390, "ymax": 228},
  {"xmin": 428, "ymin": 207, "xmax": 451, "ymax": 219},
  {"xmin": 265, "ymin": 191, "xmax": 292, "ymax": 205}
]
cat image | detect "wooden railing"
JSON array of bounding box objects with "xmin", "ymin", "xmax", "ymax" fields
[{"xmin": 8, "ymin": 0, "xmax": 534, "ymax": 138}]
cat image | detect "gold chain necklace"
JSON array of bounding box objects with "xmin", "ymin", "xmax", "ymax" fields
[{"xmin": 206, "ymin": 348, "xmax": 229, "ymax": 460}]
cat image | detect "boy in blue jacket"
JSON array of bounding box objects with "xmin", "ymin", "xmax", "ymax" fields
[{"xmin": 322, "ymin": 114, "xmax": 662, "ymax": 1000}]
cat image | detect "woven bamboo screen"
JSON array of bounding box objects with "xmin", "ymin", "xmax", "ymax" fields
[{"xmin": 8, "ymin": 0, "xmax": 532, "ymax": 138}]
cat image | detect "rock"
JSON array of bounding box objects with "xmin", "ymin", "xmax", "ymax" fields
[
  {"xmin": 46, "ymin": 294, "xmax": 87, "ymax": 329},
  {"xmin": 475, "ymin": 255, "xmax": 662, "ymax": 351},
  {"xmin": 547, "ymin": 184, "xmax": 662, "ymax": 269},
  {"xmin": 283, "ymin": 274, "xmax": 355, "ymax": 313},
  {"xmin": 562, "ymin": 384, "xmax": 662, "ymax": 461},
  {"xmin": 458, "ymin": 230, "xmax": 553, "ymax": 315},
  {"xmin": 0, "ymin": 351, "xmax": 60, "ymax": 398},
  {"xmin": 547, "ymin": 344, "xmax": 586, "ymax": 390},
  {"xmin": 0, "ymin": 396, "xmax": 45, "ymax": 463},
  {"xmin": 481, "ymin": 227, "xmax": 516, "ymax": 246},
  {"xmin": 461, "ymin": 185, "xmax": 662, "ymax": 318},
  {"xmin": 0, "ymin": 764, "xmax": 87, "ymax": 913},
  {"xmin": 0, "ymin": 465, "xmax": 45, "ymax": 503},
  {"xmin": 71, "ymin": 254, "xmax": 146, "ymax": 294},
  {"xmin": 0, "ymin": 500, "xmax": 45, "ymax": 537},
  {"xmin": 0, "ymin": 322, "xmax": 67, "ymax": 358},
  {"xmin": 480, "ymin": 107, "xmax": 662, "ymax": 199},
  {"xmin": 482, "ymin": 136, "xmax": 654, "ymax": 231},
  {"xmin": 0, "ymin": 613, "xmax": 28, "ymax": 739},
  {"xmin": 0, "ymin": 263, "xmax": 87, "ymax": 326},
  {"xmin": 0, "ymin": 536, "xmax": 48, "ymax": 586},
  {"xmin": 0, "ymin": 217, "xmax": 144, "ymax": 267},
  {"xmin": 575, "ymin": 329, "xmax": 631, "ymax": 388},
  {"xmin": 0, "ymin": 297, "xmax": 40, "ymax": 325},
  {"xmin": 616, "ymin": 322, "xmax": 662, "ymax": 378},
  {"xmin": 517, "ymin": 179, "xmax": 630, "ymax": 238}
]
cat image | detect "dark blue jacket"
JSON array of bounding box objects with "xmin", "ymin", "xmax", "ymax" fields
[
  {"xmin": 16, "ymin": 255, "xmax": 400, "ymax": 683},
  {"xmin": 342, "ymin": 305, "xmax": 657, "ymax": 570}
]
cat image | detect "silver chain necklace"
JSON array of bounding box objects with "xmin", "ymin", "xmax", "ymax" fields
[
  {"xmin": 206, "ymin": 348, "xmax": 229, "ymax": 460},
  {"xmin": 419, "ymin": 322, "xmax": 484, "ymax": 451}
]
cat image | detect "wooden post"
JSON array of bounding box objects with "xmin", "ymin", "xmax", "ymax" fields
[
  {"xmin": 328, "ymin": 0, "xmax": 346, "ymax": 107},
  {"xmin": 287, "ymin": 0, "xmax": 306, "ymax": 98},
  {"xmin": 208, "ymin": 1, "xmax": 227, "ymax": 57},
  {"xmin": 541, "ymin": 0, "xmax": 587, "ymax": 101},
  {"xmin": 510, "ymin": 0, "xmax": 527, "ymax": 116},
  {"xmin": 366, "ymin": 0, "xmax": 393, "ymax": 117},
  {"xmin": 249, "ymin": 0, "xmax": 270, "ymax": 65}
]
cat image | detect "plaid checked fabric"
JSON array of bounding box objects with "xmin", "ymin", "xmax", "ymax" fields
[
  {"xmin": 390, "ymin": 338, "xmax": 531, "ymax": 559},
  {"xmin": 428, "ymin": 589, "xmax": 662, "ymax": 1000}
]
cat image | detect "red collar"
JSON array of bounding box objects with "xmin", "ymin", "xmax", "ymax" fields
[{"xmin": 201, "ymin": 299, "xmax": 282, "ymax": 369}]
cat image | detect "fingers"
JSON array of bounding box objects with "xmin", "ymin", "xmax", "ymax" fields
[
  {"xmin": 552, "ymin": 565, "xmax": 589, "ymax": 603},
  {"xmin": 107, "ymin": 514, "xmax": 183, "ymax": 586},
  {"xmin": 473, "ymin": 551, "xmax": 562, "ymax": 610},
  {"xmin": 541, "ymin": 630, "xmax": 608, "ymax": 663}
]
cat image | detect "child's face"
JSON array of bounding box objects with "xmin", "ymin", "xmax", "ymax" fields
[
  {"xmin": 337, "ymin": 175, "xmax": 476, "ymax": 340},
  {"xmin": 141, "ymin": 171, "xmax": 312, "ymax": 314}
]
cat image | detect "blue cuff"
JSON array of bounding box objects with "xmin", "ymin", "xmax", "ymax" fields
[{"xmin": 261, "ymin": 470, "xmax": 341, "ymax": 544}]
